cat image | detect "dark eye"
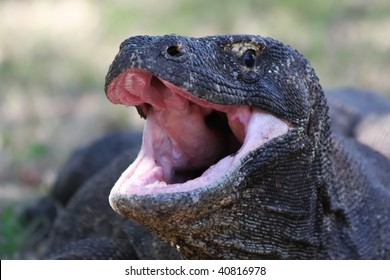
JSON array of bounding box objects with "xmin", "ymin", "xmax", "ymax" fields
[{"xmin": 242, "ymin": 49, "xmax": 256, "ymax": 68}]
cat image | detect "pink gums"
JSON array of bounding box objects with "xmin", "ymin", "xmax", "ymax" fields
[{"xmin": 106, "ymin": 69, "xmax": 289, "ymax": 195}]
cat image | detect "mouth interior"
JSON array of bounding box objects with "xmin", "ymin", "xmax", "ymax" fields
[
  {"xmin": 166, "ymin": 110, "xmax": 238, "ymax": 183},
  {"xmin": 106, "ymin": 69, "xmax": 289, "ymax": 195}
]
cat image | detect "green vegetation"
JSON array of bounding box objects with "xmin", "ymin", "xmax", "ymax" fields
[{"xmin": 0, "ymin": 206, "xmax": 26, "ymax": 259}]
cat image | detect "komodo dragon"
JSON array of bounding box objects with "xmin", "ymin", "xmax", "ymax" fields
[
  {"xmin": 326, "ymin": 88, "xmax": 390, "ymax": 158},
  {"xmin": 35, "ymin": 34, "xmax": 390, "ymax": 259}
]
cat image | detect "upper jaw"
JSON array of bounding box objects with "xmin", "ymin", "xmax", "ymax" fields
[
  {"xmin": 105, "ymin": 34, "xmax": 312, "ymax": 127},
  {"xmin": 106, "ymin": 68, "xmax": 290, "ymax": 200}
]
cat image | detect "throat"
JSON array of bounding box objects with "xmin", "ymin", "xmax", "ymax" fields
[
  {"xmin": 205, "ymin": 111, "xmax": 241, "ymax": 155},
  {"xmin": 171, "ymin": 169, "xmax": 206, "ymax": 184},
  {"xmin": 148, "ymin": 102, "xmax": 242, "ymax": 185}
]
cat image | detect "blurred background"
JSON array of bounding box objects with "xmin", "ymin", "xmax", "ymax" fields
[{"xmin": 0, "ymin": 0, "xmax": 389, "ymax": 258}]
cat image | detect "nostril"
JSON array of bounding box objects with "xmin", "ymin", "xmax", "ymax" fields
[{"xmin": 166, "ymin": 45, "xmax": 183, "ymax": 57}]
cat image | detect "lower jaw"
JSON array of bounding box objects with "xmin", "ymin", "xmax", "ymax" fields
[
  {"xmin": 109, "ymin": 131, "xmax": 313, "ymax": 260},
  {"xmin": 109, "ymin": 109, "xmax": 289, "ymax": 197},
  {"xmin": 108, "ymin": 164, "xmax": 283, "ymax": 260}
]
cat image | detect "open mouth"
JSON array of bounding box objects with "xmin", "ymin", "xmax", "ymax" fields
[{"xmin": 106, "ymin": 69, "xmax": 289, "ymax": 195}]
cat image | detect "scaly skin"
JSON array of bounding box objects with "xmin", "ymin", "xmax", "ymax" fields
[
  {"xmin": 105, "ymin": 35, "xmax": 390, "ymax": 259},
  {"xmin": 326, "ymin": 88, "xmax": 390, "ymax": 158},
  {"xmin": 31, "ymin": 132, "xmax": 180, "ymax": 259},
  {"xmin": 34, "ymin": 34, "xmax": 390, "ymax": 260}
]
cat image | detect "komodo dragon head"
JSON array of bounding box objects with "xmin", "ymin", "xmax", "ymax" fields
[{"xmin": 104, "ymin": 34, "xmax": 334, "ymax": 259}]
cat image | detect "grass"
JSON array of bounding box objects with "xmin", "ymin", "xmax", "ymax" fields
[{"xmin": 0, "ymin": 205, "xmax": 27, "ymax": 259}]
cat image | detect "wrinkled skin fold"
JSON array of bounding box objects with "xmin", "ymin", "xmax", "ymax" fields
[{"xmin": 105, "ymin": 34, "xmax": 390, "ymax": 259}]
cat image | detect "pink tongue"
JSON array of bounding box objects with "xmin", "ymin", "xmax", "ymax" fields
[
  {"xmin": 107, "ymin": 69, "xmax": 256, "ymax": 195},
  {"xmin": 118, "ymin": 70, "xmax": 249, "ymax": 177},
  {"xmin": 149, "ymin": 99, "xmax": 226, "ymax": 176}
]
